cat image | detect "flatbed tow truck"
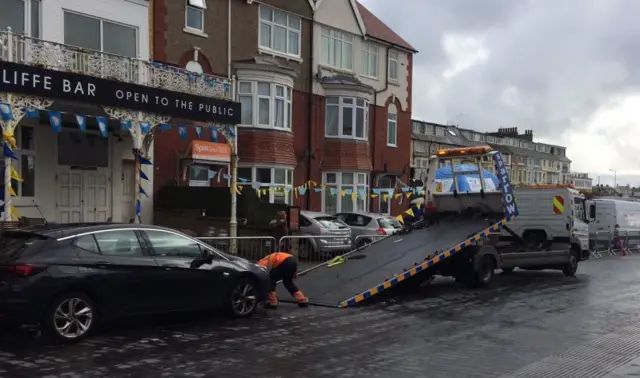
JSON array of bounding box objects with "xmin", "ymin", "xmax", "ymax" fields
[{"xmin": 279, "ymin": 146, "xmax": 586, "ymax": 307}]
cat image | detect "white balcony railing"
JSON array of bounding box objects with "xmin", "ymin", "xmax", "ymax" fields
[{"xmin": 0, "ymin": 29, "xmax": 232, "ymax": 101}]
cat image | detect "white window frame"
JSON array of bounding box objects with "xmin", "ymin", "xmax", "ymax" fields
[
  {"xmin": 435, "ymin": 127, "xmax": 444, "ymax": 137},
  {"xmin": 388, "ymin": 50, "xmax": 399, "ymax": 82},
  {"xmin": 237, "ymin": 81, "xmax": 293, "ymax": 131},
  {"xmin": 322, "ymin": 172, "xmax": 369, "ymax": 214},
  {"xmin": 185, "ymin": 0, "xmax": 206, "ymax": 33},
  {"xmin": 387, "ymin": 112, "xmax": 397, "ymax": 147},
  {"xmin": 320, "ymin": 27, "xmax": 354, "ymax": 70},
  {"xmin": 12, "ymin": 125, "xmax": 36, "ymax": 198},
  {"xmin": 237, "ymin": 166, "xmax": 294, "ymax": 205},
  {"xmin": 361, "ymin": 42, "xmax": 378, "ymax": 78},
  {"xmin": 325, "ymin": 96, "xmax": 368, "ymax": 140},
  {"xmin": 377, "ymin": 177, "xmax": 394, "ymax": 215},
  {"xmin": 258, "ymin": 6, "xmax": 301, "ymax": 58}
]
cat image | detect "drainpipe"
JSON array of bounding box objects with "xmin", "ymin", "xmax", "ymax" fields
[
  {"xmin": 370, "ymin": 43, "xmax": 391, "ymax": 209},
  {"xmin": 305, "ymin": 12, "xmax": 315, "ymax": 210}
]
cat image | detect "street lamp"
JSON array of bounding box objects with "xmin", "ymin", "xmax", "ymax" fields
[{"xmin": 609, "ymin": 168, "xmax": 617, "ymax": 189}]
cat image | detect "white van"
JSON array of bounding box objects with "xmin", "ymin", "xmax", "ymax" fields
[{"xmin": 587, "ymin": 199, "xmax": 640, "ymax": 250}]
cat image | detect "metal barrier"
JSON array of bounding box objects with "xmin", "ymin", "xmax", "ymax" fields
[
  {"xmin": 589, "ymin": 230, "xmax": 635, "ymax": 259},
  {"xmin": 197, "ymin": 236, "xmax": 276, "ymax": 262},
  {"xmin": 354, "ymin": 234, "xmax": 388, "ymax": 248},
  {"xmin": 279, "ymin": 235, "xmax": 354, "ymax": 264}
]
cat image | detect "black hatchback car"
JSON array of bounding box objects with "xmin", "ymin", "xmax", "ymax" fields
[{"xmin": 0, "ymin": 223, "xmax": 271, "ymax": 342}]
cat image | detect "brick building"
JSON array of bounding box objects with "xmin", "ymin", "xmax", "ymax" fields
[{"xmin": 152, "ymin": 0, "xmax": 416, "ymax": 216}]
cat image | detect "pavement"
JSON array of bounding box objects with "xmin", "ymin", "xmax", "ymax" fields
[{"xmin": 4, "ymin": 256, "xmax": 640, "ymax": 377}]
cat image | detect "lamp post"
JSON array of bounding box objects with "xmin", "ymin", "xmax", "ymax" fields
[{"xmin": 609, "ymin": 168, "xmax": 617, "ymax": 189}]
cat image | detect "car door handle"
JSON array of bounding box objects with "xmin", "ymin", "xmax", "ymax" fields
[{"xmin": 95, "ymin": 261, "xmax": 111, "ymax": 268}]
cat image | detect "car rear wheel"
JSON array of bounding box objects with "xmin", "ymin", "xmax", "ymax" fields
[
  {"xmin": 42, "ymin": 292, "xmax": 97, "ymax": 343},
  {"xmin": 225, "ymin": 278, "xmax": 259, "ymax": 318}
]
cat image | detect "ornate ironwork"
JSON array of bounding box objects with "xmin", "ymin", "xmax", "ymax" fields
[
  {"xmin": 0, "ymin": 93, "xmax": 53, "ymax": 128},
  {"xmin": 0, "ymin": 30, "xmax": 233, "ymax": 101}
]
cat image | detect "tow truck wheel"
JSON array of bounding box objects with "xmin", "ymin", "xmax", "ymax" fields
[
  {"xmin": 562, "ymin": 248, "xmax": 580, "ymax": 277},
  {"xmin": 466, "ymin": 255, "xmax": 495, "ymax": 288}
]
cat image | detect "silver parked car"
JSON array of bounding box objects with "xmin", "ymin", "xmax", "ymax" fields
[
  {"xmin": 298, "ymin": 210, "xmax": 353, "ymax": 260},
  {"xmin": 335, "ymin": 212, "xmax": 403, "ymax": 247}
]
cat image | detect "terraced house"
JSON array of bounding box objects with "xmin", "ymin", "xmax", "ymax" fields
[{"xmin": 152, "ymin": 0, "xmax": 416, "ymax": 216}]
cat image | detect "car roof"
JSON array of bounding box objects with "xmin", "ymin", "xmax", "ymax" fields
[
  {"xmin": 337, "ymin": 211, "xmax": 390, "ymax": 218},
  {"xmin": 300, "ymin": 210, "xmax": 335, "ymax": 218},
  {"xmin": 6, "ymin": 223, "xmax": 178, "ymax": 239}
]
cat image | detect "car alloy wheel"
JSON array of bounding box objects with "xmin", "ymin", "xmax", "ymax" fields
[
  {"xmin": 230, "ymin": 281, "xmax": 258, "ymax": 317},
  {"xmin": 53, "ymin": 297, "xmax": 94, "ymax": 339}
]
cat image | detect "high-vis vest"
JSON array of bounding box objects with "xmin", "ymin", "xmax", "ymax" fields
[{"xmin": 257, "ymin": 252, "xmax": 292, "ymax": 272}]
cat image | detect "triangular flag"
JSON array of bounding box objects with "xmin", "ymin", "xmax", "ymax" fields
[
  {"xmin": 76, "ymin": 114, "xmax": 87, "ymax": 131},
  {"xmin": 350, "ymin": 191, "xmax": 357, "ymax": 201},
  {"xmin": 10, "ymin": 205, "xmax": 19, "ymax": 218},
  {"xmin": 8, "ymin": 186, "xmax": 16, "ymax": 197},
  {"xmin": 10, "ymin": 165, "xmax": 22, "ymax": 182},
  {"xmin": 140, "ymin": 122, "xmax": 151, "ymax": 134},
  {"xmin": 195, "ymin": 126, "xmax": 203, "ymax": 139},
  {"xmin": 0, "ymin": 103, "xmax": 13, "ymax": 121},
  {"xmin": 3, "ymin": 143, "xmax": 18, "ymax": 160},
  {"xmin": 96, "ymin": 117, "xmax": 108, "ymax": 137},
  {"xmin": 159, "ymin": 123, "xmax": 172, "ymax": 131},
  {"xmin": 48, "ymin": 111, "xmax": 62, "ymax": 133},
  {"xmin": 120, "ymin": 120, "xmax": 132, "ymax": 131},
  {"xmin": 24, "ymin": 108, "xmax": 39, "ymax": 119},
  {"xmin": 405, "ymin": 209, "xmax": 414, "ymax": 217},
  {"xmin": 178, "ymin": 125, "xmax": 187, "ymax": 140},
  {"xmin": 138, "ymin": 155, "xmax": 152, "ymax": 165},
  {"xmin": 135, "ymin": 200, "xmax": 141, "ymax": 216},
  {"xmin": 395, "ymin": 215, "xmax": 404, "ymax": 224},
  {"xmin": 209, "ymin": 125, "xmax": 218, "ymax": 142},
  {"xmin": 298, "ymin": 187, "xmax": 307, "ymax": 196},
  {"xmin": 139, "ymin": 186, "xmax": 148, "ymax": 197},
  {"xmin": 140, "ymin": 170, "xmax": 149, "ymax": 181}
]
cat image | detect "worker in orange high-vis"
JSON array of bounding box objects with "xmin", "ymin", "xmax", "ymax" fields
[{"xmin": 257, "ymin": 251, "xmax": 309, "ymax": 309}]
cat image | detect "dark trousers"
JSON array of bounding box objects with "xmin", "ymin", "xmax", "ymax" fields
[{"xmin": 270, "ymin": 256, "xmax": 299, "ymax": 295}]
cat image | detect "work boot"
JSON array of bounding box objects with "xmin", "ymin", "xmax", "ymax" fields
[
  {"xmin": 293, "ymin": 291, "xmax": 309, "ymax": 308},
  {"xmin": 265, "ymin": 291, "xmax": 278, "ymax": 309}
]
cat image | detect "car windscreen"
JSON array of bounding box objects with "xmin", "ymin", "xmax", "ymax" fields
[
  {"xmin": 314, "ymin": 216, "xmax": 347, "ymax": 229},
  {"xmin": 0, "ymin": 232, "xmax": 51, "ymax": 261},
  {"xmin": 377, "ymin": 217, "xmax": 402, "ymax": 229}
]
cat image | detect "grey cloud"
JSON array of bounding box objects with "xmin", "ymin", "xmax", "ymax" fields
[{"xmin": 361, "ymin": 0, "xmax": 640, "ymax": 138}]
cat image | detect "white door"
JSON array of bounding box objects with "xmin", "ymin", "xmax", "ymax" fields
[
  {"xmin": 57, "ymin": 171, "xmax": 83, "ymax": 223},
  {"xmin": 83, "ymin": 169, "xmax": 110, "ymax": 222},
  {"xmin": 121, "ymin": 160, "xmax": 136, "ymax": 222}
]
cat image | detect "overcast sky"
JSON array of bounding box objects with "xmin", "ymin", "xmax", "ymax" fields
[{"xmin": 361, "ymin": 0, "xmax": 640, "ymax": 187}]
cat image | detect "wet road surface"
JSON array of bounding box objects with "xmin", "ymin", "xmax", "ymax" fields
[{"xmin": 3, "ymin": 256, "xmax": 640, "ymax": 377}]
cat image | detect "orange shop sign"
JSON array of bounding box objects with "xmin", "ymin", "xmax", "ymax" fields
[{"xmin": 191, "ymin": 140, "xmax": 231, "ymax": 163}]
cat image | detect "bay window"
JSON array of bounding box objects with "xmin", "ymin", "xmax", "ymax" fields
[
  {"xmin": 361, "ymin": 42, "xmax": 378, "ymax": 78},
  {"xmin": 237, "ymin": 81, "xmax": 292, "ymax": 131},
  {"xmin": 320, "ymin": 28, "xmax": 354, "ymax": 70},
  {"xmin": 237, "ymin": 166, "xmax": 294, "ymax": 204},
  {"xmin": 322, "ymin": 172, "xmax": 369, "ymax": 214},
  {"xmin": 1, "ymin": 0, "xmax": 40, "ymax": 38},
  {"xmin": 259, "ymin": 6, "xmax": 301, "ymax": 57},
  {"xmin": 325, "ymin": 96, "xmax": 368, "ymax": 140}
]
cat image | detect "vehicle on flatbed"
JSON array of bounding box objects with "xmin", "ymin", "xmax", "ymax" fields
[{"xmin": 409, "ymin": 146, "xmax": 587, "ymax": 288}]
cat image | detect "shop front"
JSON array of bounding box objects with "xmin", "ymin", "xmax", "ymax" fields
[{"xmin": 0, "ymin": 31, "xmax": 240, "ymax": 224}]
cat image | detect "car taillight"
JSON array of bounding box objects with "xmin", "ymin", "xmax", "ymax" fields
[
  {"xmin": 376, "ymin": 227, "xmax": 387, "ymax": 236},
  {"xmin": 1, "ymin": 264, "xmax": 45, "ymax": 277}
]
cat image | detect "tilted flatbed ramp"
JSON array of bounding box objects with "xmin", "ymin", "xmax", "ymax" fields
[
  {"xmin": 279, "ymin": 216, "xmax": 510, "ymax": 307},
  {"xmin": 278, "ymin": 149, "xmax": 518, "ymax": 307}
]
